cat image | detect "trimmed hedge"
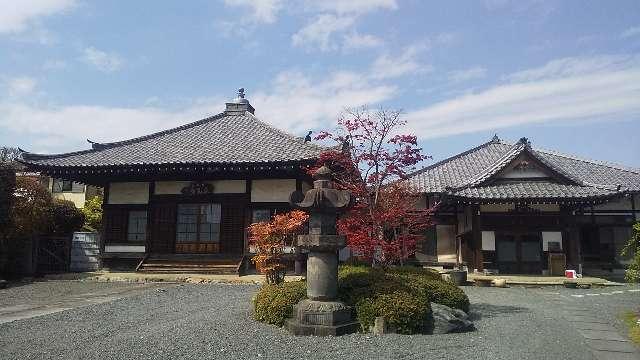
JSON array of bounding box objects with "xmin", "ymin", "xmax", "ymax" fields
[
  {"xmin": 253, "ymin": 265, "xmax": 470, "ymax": 334},
  {"xmin": 253, "ymin": 280, "xmax": 306, "ymax": 326},
  {"xmin": 390, "ymin": 270, "xmax": 470, "ymax": 313},
  {"xmin": 356, "ymin": 290, "xmax": 431, "ymax": 334}
]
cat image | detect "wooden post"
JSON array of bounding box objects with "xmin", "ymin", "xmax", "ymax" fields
[
  {"xmin": 99, "ymin": 182, "xmax": 109, "ymax": 255},
  {"xmin": 472, "ymin": 205, "xmax": 483, "ymax": 272}
]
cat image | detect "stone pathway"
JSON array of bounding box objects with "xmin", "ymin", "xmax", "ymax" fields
[
  {"xmin": 544, "ymin": 295, "xmax": 640, "ymax": 360},
  {"xmin": 570, "ymin": 289, "xmax": 640, "ymax": 298}
]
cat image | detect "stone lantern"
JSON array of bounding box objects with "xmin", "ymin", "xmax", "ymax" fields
[{"xmin": 286, "ymin": 165, "xmax": 359, "ymax": 336}]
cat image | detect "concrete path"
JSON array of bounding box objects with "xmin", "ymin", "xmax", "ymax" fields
[
  {"xmin": 541, "ymin": 289, "xmax": 640, "ymax": 360},
  {"xmin": 468, "ymin": 273, "xmax": 617, "ymax": 286}
]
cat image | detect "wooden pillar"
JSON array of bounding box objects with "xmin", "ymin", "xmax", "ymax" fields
[
  {"xmin": 145, "ymin": 182, "xmax": 155, "ymax": 255},
  {"xmin": 472, "ymin": 205, "xmax": 483, "ymax": 272},
  {"xmin": 99, "ymin": 182, "xmax": 109, "ymax": 255}
]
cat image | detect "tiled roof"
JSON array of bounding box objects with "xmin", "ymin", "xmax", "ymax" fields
[
  {"xmin": 21, "ymin": 111, "xmax": 325, "ymax": 168},
  {"xmin": 452, "ymin": 181, "xmax": 617, "ymax": 200},
  {"xmin": 408, "ymin": 136, "xmax": 640, "ymax": 200}
]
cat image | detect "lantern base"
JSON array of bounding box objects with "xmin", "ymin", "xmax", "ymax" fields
[{"xmin": 286, "ymin": 299, "xmax": 359, "ymax": 336}]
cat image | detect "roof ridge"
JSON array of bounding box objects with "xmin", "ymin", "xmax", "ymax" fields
[
  {"xmin": 244, "ymin": 111, "xmax": 328, "ymax": 152},
  {"xmin": 407, "ymin": 137, "xmax": 502, "ymax": 178},
  {"xmin": 459, "ymin": 139, "xmax": 528, "ymax": 189},
  {"xmin": 21, "ymin": 111, "xmax": 226, "ymax": 161},
  {"xmin": 533, "ymin": 147, "xmax": 640, "ymax": 175}
]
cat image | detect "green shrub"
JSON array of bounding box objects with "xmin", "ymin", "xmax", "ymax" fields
[
  {"xmin": 356, "ymin": 291, "xmax": 431, "ymax": 334},
  {"xmin": 253, "ymin": 280, "xmax": 306, "ymax": 326},
  {"xmin": 82, "ymin": 196, "xmax": 103, "ymax": 232},
  {"xmin": 49, "ymin": 200, "xmax": 85, "ymax": 235},
  {"xmin": 387, "ymin": 265, "xmax": 442, "ymax": 280},
  {"xmin": 622, "ymin": 222, "xmax": 640, "ymax": 283},
  {"xmin": 409, "ymin": 277, "xmax": 470, "ymax": 313},
  {"xmin": 252, "ymin": 265, "xmax": 470, "ymax": 334},
  {"xmin": 339, "ymin": 265, "xmax": 470, "ymax": 313}
]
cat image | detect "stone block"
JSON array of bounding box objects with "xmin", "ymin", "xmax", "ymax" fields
[
  {"xmin": 431, "ymin": 303, "xmax": 474, "ymax": 334},
  {"xmin": 297, "ymin": 234, "xmax": 346, "ymax": 251}
]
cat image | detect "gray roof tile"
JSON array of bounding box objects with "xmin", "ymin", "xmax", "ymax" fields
[
  {"xmin": 21, "ymin": 111, "xmax": 325, "ymax": 167},
  {"xmin": 408, "ymin": 137, "xmax": 640, "ymax": 200},
  {"xmin": 453, "ymin": 181, "xmax": 617, "ymax": 200}
]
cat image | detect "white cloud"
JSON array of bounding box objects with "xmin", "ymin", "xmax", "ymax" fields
[
  {"xmin": 506, "ymin": 55, "xmax": 638, "ymax": 82},
  {"xmin": 0, "ymin": 98, "xmax": 225, "ymax": 152},
  {"xmin": 6, "ymin": 77, "xmax": 37, "ymax": 96},
  {"xmin": 369, "ymin": 44, "xmax": 431, "ymax": 80},
  {"xmin": 1, "ymin": 61, "xmax": 399, "ymax": 153},
  {"xmin": 621, "ymin": 26, "xmax": 640, "ymax": 39},
  {"xmin": 216, "ymin": 0, "xmax": 283, "ymax": 37},
  {"xmin": 0, "ymin": 0, "xmax": 76, "ymax": 34},
  {"xmin": 291, "ymin": 0, "xmax": 397, "ymax": 52},
  {"xmin": 448, "ymin": 66, "xmax": 487, "ymax": 83},
  {"xmin": 82, "ymin": 47, "xmax": 124, "ymax": 72},
  {"xmin": 306, "ymin": 0, "xmax": 397, "ymax": 15},
  {"xmin": 251, "ymin": 69, "xmax": 397, "ymax": 133},
  {"xmin": 405, "ymin": 54, "xmax": 640, "ymax": 139},
  {"xmin": 292, "ymin": 14, "xmax": 355, "ymax": 51},
  {"xmin": 223, "ymin": 0, "xmax": 283, "ymax": 24},
  {"xmin": 342, "ymin": 32, "xmax": 383, "ymax": 51}
]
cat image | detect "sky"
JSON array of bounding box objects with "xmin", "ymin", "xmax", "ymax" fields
[{"xmin": 1, "ymin": 0, "xmax": 639, "ymax": 168}]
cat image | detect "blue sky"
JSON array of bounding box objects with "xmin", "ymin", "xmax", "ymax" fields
[{"xmin": 1, "ymin": 0, "xmax": 639, "ymax": 167}]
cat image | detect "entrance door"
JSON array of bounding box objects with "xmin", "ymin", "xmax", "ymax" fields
[
  {"xmin": 496, "ymin": 232, "xmax": 542, "ymax": 274},
  {"xmin": 175, "ymin": 203, "xmax": 221, "ymax": 253}
]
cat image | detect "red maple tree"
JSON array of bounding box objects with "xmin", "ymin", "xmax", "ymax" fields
[{"xmin": 312, "ymin": 107, "xmax": 436, "ymax": 266}]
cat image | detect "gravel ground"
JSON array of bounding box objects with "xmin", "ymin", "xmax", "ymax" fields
[
  {"xmin": 0, "ymin": 281, "xmax": 638, "ymax": 360},
  {"xmin": 0, "ymin": 280, "xmax": 152, "ymax": 307}
]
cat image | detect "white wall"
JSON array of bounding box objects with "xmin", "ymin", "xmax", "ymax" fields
[
  {"xmin": 251, "ymin": 179, "xmax": 296, "ymax": 202},
  {"xmin": 108, "ymin": 182, "xmax": 149, "ymax": 204},
  {"xmin": 542, "ymin": 231, "xmax": 563, "ymax": 251},
  {"xmin": 154, "ymin": 180, "xmax": 246, "ymax": 195},
  {"xmin": 482, "ymin": 231, "xmax": 495, "ymax": 251},
  {"xmin": 593, "ymin": 196, "xmax": 633, "ymax": 211}
]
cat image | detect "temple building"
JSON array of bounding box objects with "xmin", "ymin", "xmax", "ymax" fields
[
  {"xmin": 20, "ymin": 89, "xmax": 323, "ymax": 271},
  {"xmin": 19, "ymin": 89, "xmax": 640, "ymax": 277},
  {"xmin": 408, "ymin": 136, "xmax": 640, "ymax": 276}
]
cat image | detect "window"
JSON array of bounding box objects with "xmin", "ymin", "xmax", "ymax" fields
[
  {"xmin": 176, "ymin": 204, "xmax": 221, "ymax": 243},
  {"xmin": 52, "ymin": 178, "xmax": 85, "ymax": 193},
  {"xmin": 127, "ymin": 210, "xmax": 147, "ymax": 242},
  {"xmin": 252, "ymin": 209, "xmax": 272, "ymax": 223}
]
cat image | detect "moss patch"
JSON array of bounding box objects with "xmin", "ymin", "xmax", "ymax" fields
[{"xmin": 622, "ymin": 311, "xmax": 640, "ymax": 345}]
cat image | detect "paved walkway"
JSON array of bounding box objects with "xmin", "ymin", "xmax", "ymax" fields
[
  {"xmin": 540, "ymin": 288, "xmax": 640, "ymax": 360},
  {"xmin": 468, "ymin": 273, "xmax": 616, "ymax": 286}
]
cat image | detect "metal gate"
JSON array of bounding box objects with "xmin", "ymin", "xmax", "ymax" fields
[{"xmin": 36, "ymin": 236, "xmax": 71, "ymax": 273}]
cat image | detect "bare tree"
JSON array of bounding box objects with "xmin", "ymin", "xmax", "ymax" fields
[{"xmin": 0, "ymin": 147, "xmax": 21, "ymax": 163}]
